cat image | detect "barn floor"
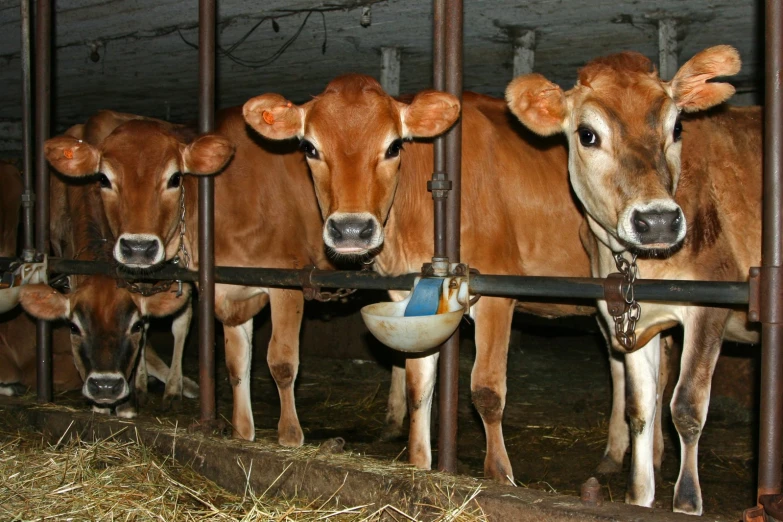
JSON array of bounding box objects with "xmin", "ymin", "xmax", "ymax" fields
[{"xmin": 26, "ymin": 294, "xmax": 758, "ymax": 520}]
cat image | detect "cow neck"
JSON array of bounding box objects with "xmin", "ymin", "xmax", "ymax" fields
[{"xmin": 178, "ymin": 175, "xmax": 199, "ymax": 269}]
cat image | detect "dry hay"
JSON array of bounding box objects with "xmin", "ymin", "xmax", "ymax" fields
[{"xmin": 0, "ymin": 424, "xmax": 488, "ymax": 521}]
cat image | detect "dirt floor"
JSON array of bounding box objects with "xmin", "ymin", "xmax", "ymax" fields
[{"xmin": 36, "ymin": 292, "xmax": 758, "ymax": 521}]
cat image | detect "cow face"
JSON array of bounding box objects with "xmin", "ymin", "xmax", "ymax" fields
[
  {"xmin": 45, "ymin": 121, "xmax": 234, "ymax": 270},
  {"xmin": 20, "ymin": 276, "xmax": 188, "ymax": 406},
  {"xmin": 244, "ymin": 74, "xmax": 460, "ymax": 256},
  {"xmin": 507, "ymin": 46, "xmax": 740, "ymax": 253}
]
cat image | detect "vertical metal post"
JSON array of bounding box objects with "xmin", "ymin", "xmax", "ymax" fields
[
  {"xmin": 20, "ymin": 0, "xmax": 35, "ymax": 258},
  {"xmin": 34, "ymin": 0, "xmax": 52, "ymax": 403},
  {"xmin": 757, "ymin": 0, "xmax": 783, "ymax": 501},
  {"xmin": 432, "ymin": 0, "xmax": 447, "ymax": 259},
  {"xmin": 436, "ymin": 0, "xmax": 463, "ymax": 474},
  {"xmin": 198, "ymin": 0, "xmax": 217, "ymax": 424}
]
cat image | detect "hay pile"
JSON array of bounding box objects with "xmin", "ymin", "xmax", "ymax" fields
[{"xmin": 0, "ymin": 425, "xmax": 487, "ymax": 521}]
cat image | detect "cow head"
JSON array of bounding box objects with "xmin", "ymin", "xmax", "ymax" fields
[
  {"xmin": 20, "ymin": 276, "xmax": 189, "ymax": 406},
  {"xmin": 45, "ymin": 120, "xmax": 234, "ymax": 270},
  {"xmin": 244, "ymin": 74, "xmax": 460, "ymax": 256},
  {"xmin": 507, "ymin": 45, "xmax": 740, "ymax": 254}
]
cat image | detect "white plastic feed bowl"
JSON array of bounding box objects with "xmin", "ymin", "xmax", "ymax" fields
[{"xmin": 360, "ymin": 301, "xmax": 464, "ymax": 353}]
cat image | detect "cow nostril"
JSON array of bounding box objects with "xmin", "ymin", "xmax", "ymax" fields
[
  {"xmin": 671, "ymin": 211, "xmax": 682, "ymax": 231},
  {"xmin": 144, "ymin": 241, "xmax": 159, "ymax": 258},
  {"xmin": 359, "ymin": 220, "xmax": 374, "ymax": 239},
  {"xmin": 119, "ymin": 238, "xmax": 132, "ymax": 258},
  {"xmin": 110, "ymin": 379, "xmax": 124, "ymax": 395},
  {"xmin": 327, "ymin": 219, "xmax": 342, "ymax": 240},
  {"xmin": 632, "ymin": 212, "xmax": 650, "ymax": 234},
  {"xmin": 86, "ymin": 378, "xmax": 101, "ymax": 397}
]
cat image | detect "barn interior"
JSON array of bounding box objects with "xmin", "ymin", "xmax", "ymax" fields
[{"xmin": 0, "ymin": 1, "xmax": 766, "ymax": 520}]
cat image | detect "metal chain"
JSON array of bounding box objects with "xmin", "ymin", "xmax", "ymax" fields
[
  {"xmin": 612, "ymin": 252, "xmax": 640, "ymax": 351},
  {"xmin": 305, "ymin": 258, "xmax": 375, "ymax": 302},
  {"xmin": 175, "ymin": 183, "xmax": 190, "ymax": 269}
]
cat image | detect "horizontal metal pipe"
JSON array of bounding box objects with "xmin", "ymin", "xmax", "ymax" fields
[{"xmin": 0, "ymin": 257, "xmax": 750, "ymax": 305}]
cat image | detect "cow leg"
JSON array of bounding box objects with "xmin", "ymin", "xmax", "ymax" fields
[
  {"xmin": 596, "ymin": 316, "xmax": 629, "ymax": 474},
  {"xmin": 624, "ymin": 333, "xmax": 661, "ymax": 508},
  {"xmin": 406, "ymin": 351, "xmax": 439, "ymax": 469},
  {"xmin": 0, "ymin": 348, "xmax": 24, "ymax": 396},
  {"xmin": 268, "ymin": 288, "xmax": 304, "ymax": 447},
  {"xmin": 671, "ymin": 309, "xmax": 727, "ymax": 515},
  {"xmin": 382, "ymin": 290, "xmax": 409, "ymax": 441},
  {"xmin": 145, "ymin": 344, "xmax": 198, "ymax": 398},
  {"xmin": 654, "ymin": 334, "xmax": 674, "ymax": 475},
  {"xmin": 162, "ymin": 302, "xmax": 193, "ymax": 410},
  {"xmin": 224, "ymin": 318, "xmax": 255, "ymax": 440},
  {"xmin": 134, "ymin": 326, "xmax": 149, "ymax": 407},
  {"xmin": 472, "ymin": 296, "xmax": 515, "ymax": 484}
]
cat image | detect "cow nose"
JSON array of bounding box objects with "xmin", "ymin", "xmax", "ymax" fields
[
  {"xmin": 86, "ymin": 375, "xmax": 125, "ymax": 401},
  {"xmin": 119, "ymin": 238, "xmax": 159, "ymax": 262},
  {"xmin": 326, "ymin": 218, "xmax": 375, "ymax": 242},
  {"xmin": 631, "ymin": 209, "xmax": 683, "ymax": 245}
]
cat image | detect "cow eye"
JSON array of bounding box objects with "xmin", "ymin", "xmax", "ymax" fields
[
  {"xmin": 167, "ymin": 172, "xmax": 182, "ymax": 189},
  {"xmin": 69, "ymin": 322, "xmax": 81, "ymax": 336},
  {"xmin": 673, "ymin": 119, "xmax": 683, "ymax": 142},
  {"xmin": 385, "ymin": 139, "xmax": 404, "ymax": 159},
  {"xmin": 131, "ymin": 320, "xmax": 145, "ymax": 334},
  {"xmin": 299, "ymin": 140, "xmax": 319, "ymax": 160},
  {"xmin": 577, "ymin": 126, "xmax": 600, "ymax": 147},
  {"xmin": 97, "ymin": 173, "xmax": 112, "ymax": 189}
]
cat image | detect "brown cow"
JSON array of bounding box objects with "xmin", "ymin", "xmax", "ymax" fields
[
  {"xmin": 44, "ymin": 108, "xmax": 329, "ymax": 444},
  {"xmin": 243, "ymin": 76, "xmax": 596, "ymax": 484},
  {"xmin": 18, "ymin": 143, "xmax": 196, "ymax": 415},
  {"xmin": 507, "ymin": 46, "xmax": 759, "ymax": 514}
]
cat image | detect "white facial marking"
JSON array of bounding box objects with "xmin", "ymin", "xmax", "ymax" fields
[{"xmin": 114, "ymin": 232, "xmax": 165, "ymax": 267}]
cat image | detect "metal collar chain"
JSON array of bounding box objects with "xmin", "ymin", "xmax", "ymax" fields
[
  {"xmin": 301, "ymin": 258, "xmax": 374, "ymax": 302},
  {"xmin": 176, "ymin": 183, "xmax": 190, "ymax": 269},
  {"xmin": 610, "ymin": 252, "xmax": 640, "ymax": 351}
]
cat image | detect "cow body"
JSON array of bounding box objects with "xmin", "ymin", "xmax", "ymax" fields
[
  {"xmin": 244, "ymin": 76, "xmax": 593, "ymax": 483},
  {"xmin": 508, "ymin": 47, "xmax": 759, "ymax": 514},
  {"xmin": 45, "ymin": 107, "xmax": 328, "ymax": 444}
]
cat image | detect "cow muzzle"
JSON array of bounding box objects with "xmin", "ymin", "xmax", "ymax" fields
[
  {"xmin": 83, "ymin": 372, "xmax": 129, "ymax": 404},
  {"xmin": 323, "ymin": 212, "xmax": 383, "ymax": 255},
  {"xmin": 618, "ymin": 200, "xmax": 686, "ymax": 250},
  {"xmin": 114, "ymin": 233, "xmax": 164, "ymax": 268}
]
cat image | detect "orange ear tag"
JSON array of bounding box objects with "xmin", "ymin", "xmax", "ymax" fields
[
  {"xmin": 63, "ymin": 149, "xmax": 74, "ymax": 159},
  {"xmin": 262, "ymin": 111, "xmax": 275, "ymax": 125}
]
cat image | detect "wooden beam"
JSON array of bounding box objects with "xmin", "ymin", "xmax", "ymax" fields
[
  {"xmin": 658, "ymin": 19, "xmax": 678, "ymax": 81},
  {"xmin": 380, "ymin": 47, "xmax": 401, "ymax": 97},
  {"xmin": 512, "ymin": 31, "xmax": 536, "ymax": 77}
]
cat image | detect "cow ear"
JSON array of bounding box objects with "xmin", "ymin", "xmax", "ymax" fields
[
  {"xmin": 132, "ymin": 285, "xmax": 190, "ymax": 317},
  {"xmin": 506, "ymin": 74, "xmax": 567, "ymax": 136},
  {"xmin": 399, "ymin": 91, "xmax": 460, "ymax": 138},
  {"xmin": 182, "ymin": 135, "xmax": 234, "ymax": 175},
  {"xmin": 19, "ymin": 284, "xmax": 70, "ymax": 320},
  {"xmin": 669, "ymin": 45, "xmax": 741, "ymax": 113},
  {"xmin": 45, "ymin": 136, "xmax": 100, "ymax": 177},
  {"xmin": 244, "ymin": 94, "xmax": 306, "ymax": 140}
]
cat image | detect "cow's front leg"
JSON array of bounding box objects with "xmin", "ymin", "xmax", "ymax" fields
[
  {"xmin": 671, "ymin": 309, "xmax": 728, "ymax": 515},
  {"xmin": 134, "ymin": 331, "xmax": 149, "ymax": 407},
  {"xmin": 624, "ymin": 333, "xmax": 661, "ymax": 508},
  {"xmin": 223, "ymin": 319, "xmax": 255, "ymax": 440},
  {"xmin": 382, "ymin": 290, "xmax": 410, "ymax": 441},
  {"xmin": 268, "ymin": 288, "xmax": 304, "ymax": 447},
  {"xmin": 472, "ymin": 296, "xmax": 515, "ymax": 484},
  {"xmin": 406, "ymin": 351, "xmax": 439, "ymax": 469},
  {"xmin": 597, "ymin": 313, "xmax": 628, "ymax": 474},
  {"xmin": 162, "ymin": 299, "xmax": 193, "ymax": 410}
]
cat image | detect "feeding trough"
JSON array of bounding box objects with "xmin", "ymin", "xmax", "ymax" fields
[
  {"xmin": 0, "ymin": 258, "xmax": 48, "ymax": 315},
  {"xmin": 361, "ymin": 275, "xmax": 470, "ymax": 353}
]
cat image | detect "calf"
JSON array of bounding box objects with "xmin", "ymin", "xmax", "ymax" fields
[
  {"xmin": 507, "ymin": 46, "xmax": 760, "ymax": 514},
  {"xmin": 243, "ymin": 76, "xmax": 595, "ymax": 483},
  {"xmin": 45, "ymin": 107, "xmax": 329, "ymax": 443}
]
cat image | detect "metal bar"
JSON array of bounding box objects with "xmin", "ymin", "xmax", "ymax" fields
[
  {"xmin": 2, "ymin": 257, "xmax": 752, "ymax": 305},
  {"xmin": 438, "ymin": 0, "xmax": 463, "ymax": 474},
  {"xmin": 757, "ymin": 0, "xmax": 783, "ymax": 501},
  {"xmin": 198, "ymin": 0, "xmax": 217, "ymax": 425},
  {"xmin": 432, "ymin": 0, "xmax": 447, "ymax": 257},
  {"xmin": 34, "ymin": 0, "xmax": 52, "ymax": 404},
  {"xmin": 20, "ymin": 0, "xmax": 35, "ymax": 257}
]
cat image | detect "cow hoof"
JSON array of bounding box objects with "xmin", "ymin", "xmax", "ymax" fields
[
  {"xmin": 278, "ymin": 425, "xmax": 304, "ymax": 448},
  {"xmin": 161, "ymin": 393, "xmax": 183, "ymax": 412},
  {"xmin": 182, "ymin": 376, "xmax": 199, "ymax": 399},
  {"xmin": 92, "ymin": 405, "xmax": 111, "ymax": 415},
  {"xmin": 596, "ymin": 455, "xmax": 623, "ymax": 475},
  {"xmin": 377, "ymin": 423, "xmax": 406, "ymax": 443},
  {"xmin": 486, "ymin": 458, "xmax": 515, "ymax": 486},
  {"xmin": 0, "ymin": 383, "xmax": 27, "ymax": 396},
  {"xmin": 116, "ymin": 402, "xmax": 138, "ymax": 419}
]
